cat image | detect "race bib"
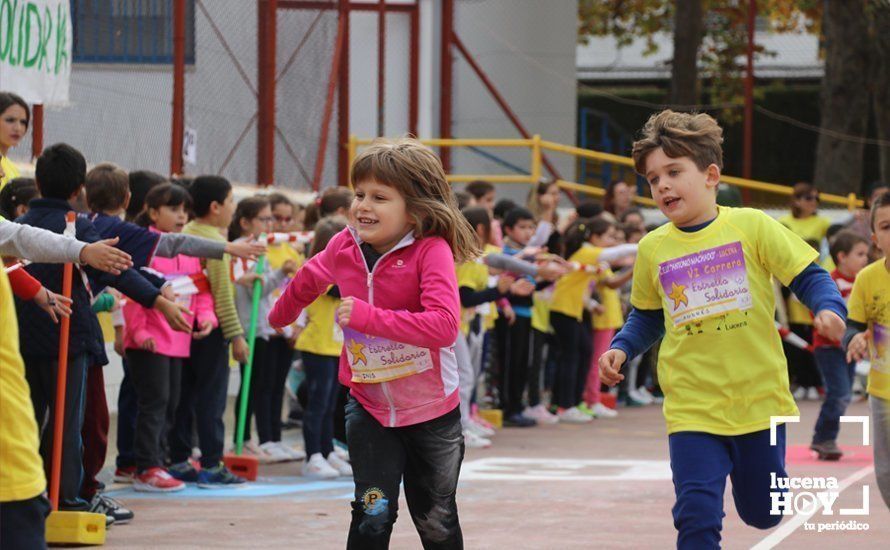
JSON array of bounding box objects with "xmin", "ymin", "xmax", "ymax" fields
[
  {"xmin": 872, "ymin": 322, "xmax": 890, "ymax": 374},
  {"xmin": 658, "ymin": 241, "xmax": 752, "ymax": 327},
  {"xmin": 343, "ymin": 328, "xmax": 433, "ymax": 383},
  {"xmin": 333, "ymin": 320, "xmax": 344, "ymax": 344}
]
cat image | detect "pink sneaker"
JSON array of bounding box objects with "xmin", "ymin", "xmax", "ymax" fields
[{"xmin": 134, "ymin": 467, "xmax": 186, "ymax": 493}]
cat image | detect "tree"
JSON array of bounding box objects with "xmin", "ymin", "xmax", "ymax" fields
[
  {"xmin": 670, "ymin": 0, "xmax": 704, "ymax": 106},
  {"xmin": 813, "ymin": 1, "xmax": 870, "ymax": 196},
  {"xmin": 869, "ymin": 2, "xmax": 890, "ymax": 184}
]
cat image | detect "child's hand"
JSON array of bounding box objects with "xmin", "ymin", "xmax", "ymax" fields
[
  {"xmin": 599, "ymin": 349, "xmax": 627, "ymax": 386},
  {"xmin": 114, "ymin": 326, "xmax": 125, "ymax": 357},
  {"xmin": 814, "ymin": 310, "xmax": 845, "ymax": 343},
  {"xmin": 537, "ymin": 259, "xmax": 568, "ymax": 281},
  {"xmin": 141, "ymin": 337, "xmax": 156, "ymax": 353},
  {"xmin": 193, "ymin": 320, "xmax": 214, "ymax": 340},
  {"xmin": 107, "ymin": 292, "xmax": 120, "ymax": 312},
  {"xmin": 496, "ymin": 274, "xmax": 516, "ymax": 294},
  {"xmin": 80, "ymin": 238, "xmax": 133, "ymax": 275},
  {"xmin": 509, "ymin": 278, "xmax": 535, "ymax": 297},
  {"xmin": 161, "ymin": 285, "xmax": 176, "ymax": 301},
  {"xmin": 503, "ymin": 304, "xmax": 516, "ymax": 326},
  {"xmin": 154, "ymin": 297, "xmax": 193, "ymax": 333},
  {"xmin": 592, "ymin": 303, "xmax": 606, "ymax": 315},
  {"xmin": 233, "ymin": 336, "xmax": 250, "ymax": 363},
  {"xmin": 237, "ymin": 272, "xmax": 264, "ymax": 288},
  {"xmin": 846, "ymin": 332, "xmax": 869, "ymax": 363},
  {"xmin": 337, "ymin": 297, "xmax": 354, "ymax": 327},
  {"xmin": 282, "ymin": 259, "xmax": 299, "ymax": 276},
  {"xmin": 34, "ymin": 287, "xmax": 73, "ymax": 323},
  {"xmin": 227, "ymin": 239, "xmax": 267, "ymax": 261}
]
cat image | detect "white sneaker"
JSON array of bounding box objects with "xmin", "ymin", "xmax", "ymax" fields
[
  {"xmin": 558, "ymin": 407, "xmax": 593, "ymax": 424},
  {"xmin": 465, "ymin": 420, "xmax": 495, "ymax": 438},
  {"xmin": 333, "ymin": 445, "xmax": 350, "ymax": 463},
  {"xmin": 807, "ymin": 387, "xmax": 821, "ymax": 401},
  {"xmin": 259, "ymin": 441, "xmax": 291, "ymax": 463},
  {"xmin": 628, "ymin": 388, "xmax": 653, "ymax": 405},
  {"xmin": 592, "ymin": 402, "xmax": 618, "ymax": 418},
  {"xmin": 793, "ymin": 386, "xmax": 806, "ymax": 400},
  {"xmin": 637, "ymin": 387, "xmax": 657, "ymax": 403},
  {"xmin": 463, "ymin": 429, "xmax": 492, "ymax": 449},
  {"xmin": 233, "ymin": 441, "xmax": 274, "ymax": 464},
  {"xmin": 326, "ymin": 453, "xmax": 353, "ymax": 476},
  {"xmin": 273, "ymin": 441, "xmax": 306, "ymax": 461},
  {"xmin": 524, "ymin": 404, "xmax": 559, "ymax": 425},
  {"xmin": 302, "ymin": 453, "xmax": 339, "ymax": 479}
]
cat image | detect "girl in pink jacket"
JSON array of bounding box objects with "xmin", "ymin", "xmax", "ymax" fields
[
  {"xmin": 123, "ymin": 184, "xmax": 217, "ymax": 492},
  {"xmin": 269, "ymin": 138, "xmax": 480, "ymax": 549}
]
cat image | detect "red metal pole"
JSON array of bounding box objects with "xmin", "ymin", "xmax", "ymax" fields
[
  {"xmin": 408, "ymin": 2, "xmax": 419, "ymax": 136},
  {"xmin": 170, "ymin": 0, "xmax": 185, "ymax": 175},
  {"xmin": 439, "ymin": 0, "xmax": 453, "ymax": 171},
  {"xmin": 452, "ymin": 32, "xmax": 564, "ymax": 182},
  {"xmin": 337, "ymin": 0, "xmax": 350, "ymax": 186},
  {"xmin": 377, "ymin": 0, "xmax": 385, "ymax": 137},
  {"xmin": 31, "ymin": 104, "xmax": 43, "ymax": 159},
  {"xmin": 257, "ymin": 0, "xmax": 278, "ymax": 186},
  {"xmin": 313, "ymin": 7, "xmax": 346, "ymax": 191},
  {"xmin": 742, "ymin": 0, "xmax": 755, "ymax": 197}
]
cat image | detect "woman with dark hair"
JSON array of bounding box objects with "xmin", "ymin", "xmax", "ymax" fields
[
  {"xmin": 0, "ymin": 92, "xmax": 30, "ymax": 189},
  {"xmin": 603, "ymin": 180, "xmax": 635, "ymax": 221}
]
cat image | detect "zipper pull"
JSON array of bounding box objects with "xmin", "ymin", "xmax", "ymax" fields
[{"xmin": 367, "ymin": 272, "xmax": 373, "ymax": 288}]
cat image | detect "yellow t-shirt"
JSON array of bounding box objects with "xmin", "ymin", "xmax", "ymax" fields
[
  {"xmin": 846, "ymin": 260, "xmax": 890, "ymax": 400},
  {"xmin": 551, "ymin": 243, "xmax": 601, "ymax": 321},
  {"xmin": 266, "ymin": 242, "xmax": 304, "ymax": 271},
  {"xmin": 482, "ymin": 244, "xmax": 501, "ymax": 330},
  {"xmin": 531, "ymin": 289, "xmax": 552, "ymax": 333},
  {"xmin": 295, "ymin": 292, "xmax": 343, "ymax": 357},
  {"xmin": 456, "ymin": 260, "xmax": 489, "ymax": 335},
  {"xmin": 631, "ymin": 206, "xmax": 816, "ymax": 435},
  {"xmin": 778, "ymin": 214, "xmax": 831, "ymax": 244},
  {"xmin": 0, "ymin": 260, "xmax": 47, "ymax": 502},
  {"xmin": 0, "ymin": 156, "xmax": 20, "ymax": 190},
  {"xmin": 592, "ymin": 272, "xmax": 624, "ymax": 330}
]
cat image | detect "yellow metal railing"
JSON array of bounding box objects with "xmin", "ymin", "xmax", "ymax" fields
[{"xmin": 349, "ymin": 135, "xmax": 864, "ymax": 210}]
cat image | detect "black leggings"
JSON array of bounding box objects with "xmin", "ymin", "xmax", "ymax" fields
[
  {"xmin": 234, "ymin": 337, "xmax": 272, "ymax": 445},
  {"xmin": 267, "ymin": 336, "xmax": 295, "ymax": 442},
  {"xmin": 125, "ymin": 349, "xmax": 181, "ymax": 470},
  {"xmin": 550, "ymin": 312, "xmax": 582, "ymax": 409},
  {"xmin": 496, "ymin": 316, "xmax": 532, "ymax": 416}
]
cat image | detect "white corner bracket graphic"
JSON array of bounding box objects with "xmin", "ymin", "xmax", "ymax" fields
[
  {"xmin": 770, "ymin": 416, "xmax": 800, "ymax": 446},
  {"xmin": 840, "ymin": 416, "xmax": 870, "ymax": 446}
]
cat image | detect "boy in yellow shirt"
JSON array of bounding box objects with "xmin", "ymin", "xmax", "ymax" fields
[
  {"xmin": 844, "ymin": 191, "xmax": 890, "ymax": 510},
  {"xmin": 599, "ymin": 110, "xmax": 847, "ymax": 548}
]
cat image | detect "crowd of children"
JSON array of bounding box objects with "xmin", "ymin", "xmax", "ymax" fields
[{"xmin": 3, "ymin": 90, "xmax": 890, "ymax": 549}]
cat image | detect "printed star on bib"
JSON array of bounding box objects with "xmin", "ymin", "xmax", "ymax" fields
[
  {"xmin": 668, "ymin": 281, "xmax": 689, "ymax": 310},
  {"xmin": 348, "ymin": 340, "xmax": 368, "ymax": 366}
]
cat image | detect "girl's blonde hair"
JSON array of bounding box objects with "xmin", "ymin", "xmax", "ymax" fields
[
  {"xmin": 350, "ymin": 137, "xmax": 481, "ymax": 263},
  {"xmin": 526, "ymin": 178, "xmax": 558, "ymax": 224}
]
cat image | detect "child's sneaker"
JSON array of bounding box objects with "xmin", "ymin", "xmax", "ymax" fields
[
  {"xmin": 274, "ymin": 441, "xmax": 307, "ymax": 461},
  {"xmin": 134, "ymin": 468, "xmax": 186, "ymax": 493},
  {"xmin": 303, "ymin": 453, "xmax": 339, "ymax": 479},
  {"xmin": 810, "ymin": 440, "xmax": 843, "ymax": 461},
  {"xmin": 524, "ymin": 404, "xmax": 559, "ymax": 424},
  {"xmin": 332, "ymin": 443, "xmax": 350, "ymax": 463},
  {"xmin": 503, "ymin": 412, "xmax": 537, "ymax": 428},
  {"xmin": 637, "ymin": 386, "xmax": 660, "ymax": 404},
  {"xmin": 576, "ymin": 403, "xmax": 596, "ymax": 417},
  {"xmin": 168, "ymin": 460, "xmax": 200, "ymax": 482},
  {"xmin": 628, "ymin": 388, "xmax": 653, "ymax": 405},
  {"xmin": 113, "ymin": 466, "xmax": 137, "ymax": 483},
  {"xmin": 259, "ymin": 441, "xmax": 292, "ymax": 463},
  {"xmin": 592, "ymin": 402, "xmax": 618, "ymax": 418},
  {"xmin": 463, "ymin": 429, "xmax": 492, "ymax": 449},
  {"xmin": 197, "ymin": 463, "xmax": 247, "ymax": 489},
  {"xmin": 242, "ymin": 440, "xmax": 274, "ymax": 464},
  {"xmin": 89, "ymin": 494, "xmax": 134, "ymax": 524},
  {"xmin": 326, "ymin": 452, "xmax": 354, "ymax": 476},
  {"xmin": 806, "ymin": 387, "xmax": 821, "ymax": 401},
  {"xmin": 465, "ymin": 419, "xmax": 496, "ymax": 438},
  {"xmin": 792, "ymin": 386, "xmax": 806, "ymax": 400},
  {"xmin": 558, "ymin": 407, "xmax": 593, "ymax": 424}
]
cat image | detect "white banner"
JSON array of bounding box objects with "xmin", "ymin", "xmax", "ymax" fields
[{"xmin": 0, "ymin": 0, "xmax": 71, "ymax": 106}]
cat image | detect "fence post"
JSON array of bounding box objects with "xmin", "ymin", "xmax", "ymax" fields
[
  {"xmin": 347, "ymin": 134, "xmax": 358, "ymax": 185},
  {"xmin": 848, "ymin": 192, "xmax": 857, "ymax": 211},
  {"xmin": 531, "ymin": 134, "xmax": 542, "ymax": 183}
]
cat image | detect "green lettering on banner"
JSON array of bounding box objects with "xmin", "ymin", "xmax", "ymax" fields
[
  {"xmin": 54, "ymin": 1, "xmax": 65, "ymax": 75},
  {"xmin": 14, "ymin": 0, "xmax": 24, "ymax": 66},
  {"xmin": 37, "ymin": 6, "xmax": 51, "ymax": 71},
  {"xmin": 23, "ymin": 2, "xmax": 39, "ymax": 67},
  {"xmin": 0, "ymin": 0, "xmax": 12, "ymax": 61}
]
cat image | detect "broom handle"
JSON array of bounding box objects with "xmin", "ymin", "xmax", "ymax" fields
[
  {"xmin": 234, "ymin": 237, "xmax": 266, "ymax": 455},
  {"xmin": 49, "ymin": 212, "xmax": 76, "ymax": 511}
]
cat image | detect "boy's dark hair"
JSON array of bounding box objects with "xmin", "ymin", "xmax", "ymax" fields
[
  {"xmin": 826, "ymin": 223, "xmax": 845, "ymax": 242},
  {"xmin": 503, "ymin": 206, "xmax": 535, "ymax": 229},
  {"xmin": 619, "ymin": 207, "xmax": 644, "ymax": 224},
  {"xmin": 228, "ymin": 195, "xmax": 270, "ymax": 241},
  {"xmin": 493, "ymin": 198, "xmax": 518, "ymax": 221},
  {"xmin": 267, "ymin": 192, "xmax": 292, "ymax": 210},
  {"xmin": 85, "ymin": 162, "xmax": 130, "ymax": 213},
  {"xmin": 0, "ymin": 177, "xmax": 38, "ymax": 219},
  {"xmin": 465, "ymin": 180, "xmax": 495, "ymax": 200},
  {"xmin": 189, "ymin": 175, "xmax": 232, "ymax": 218},
  {"xmin": 461, "ymin": 205, "xmax": 491, "ymax": 243},
  {"xmin": 0, "ymin": 92, "xmax": 30, "ymax": 129},
  {"xmin": 829, "ymin": 230, "xmax": 869, "ymax": 265},
  {"xmin": 309, "ymin": 215, "xmax": 348, "ymax": 258},
  {"xmin": 454, "ymin": 190, "xmax": 472, "ymax": 210},
  {"xmin": 632, "ymin": 110, "xmax": 724, "ymax": 176},
  {"xmin": 127, "ymin": 170, "xmax": 167, "ymax": 221},
  {"xmin": 871, "ymin": 190, "xmax": 890, "ymax": 230},
  {"xmin": 576, "ymin": 200, "xmax": 604, "ymax": 219},
  {"xmin": 35, "ymin": 143, "xmax": 87, "ymax": 200},
  {"xmin": 134, "ymin": 183, "xmax": 192, "ymax": 227}
]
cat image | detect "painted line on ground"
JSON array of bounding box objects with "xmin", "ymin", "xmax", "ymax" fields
[{"xmin": 105, "ymin": 479, "xmax": 354, "ymax": 499}]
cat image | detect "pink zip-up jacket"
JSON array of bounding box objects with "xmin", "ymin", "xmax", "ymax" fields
[
  {"xmin": 123, "ymin": 226, "xmax": 218, "ymax": 358},
  {"xmin": 269, "ymin": 227, "xmax": 461, "ymax": 428}
]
